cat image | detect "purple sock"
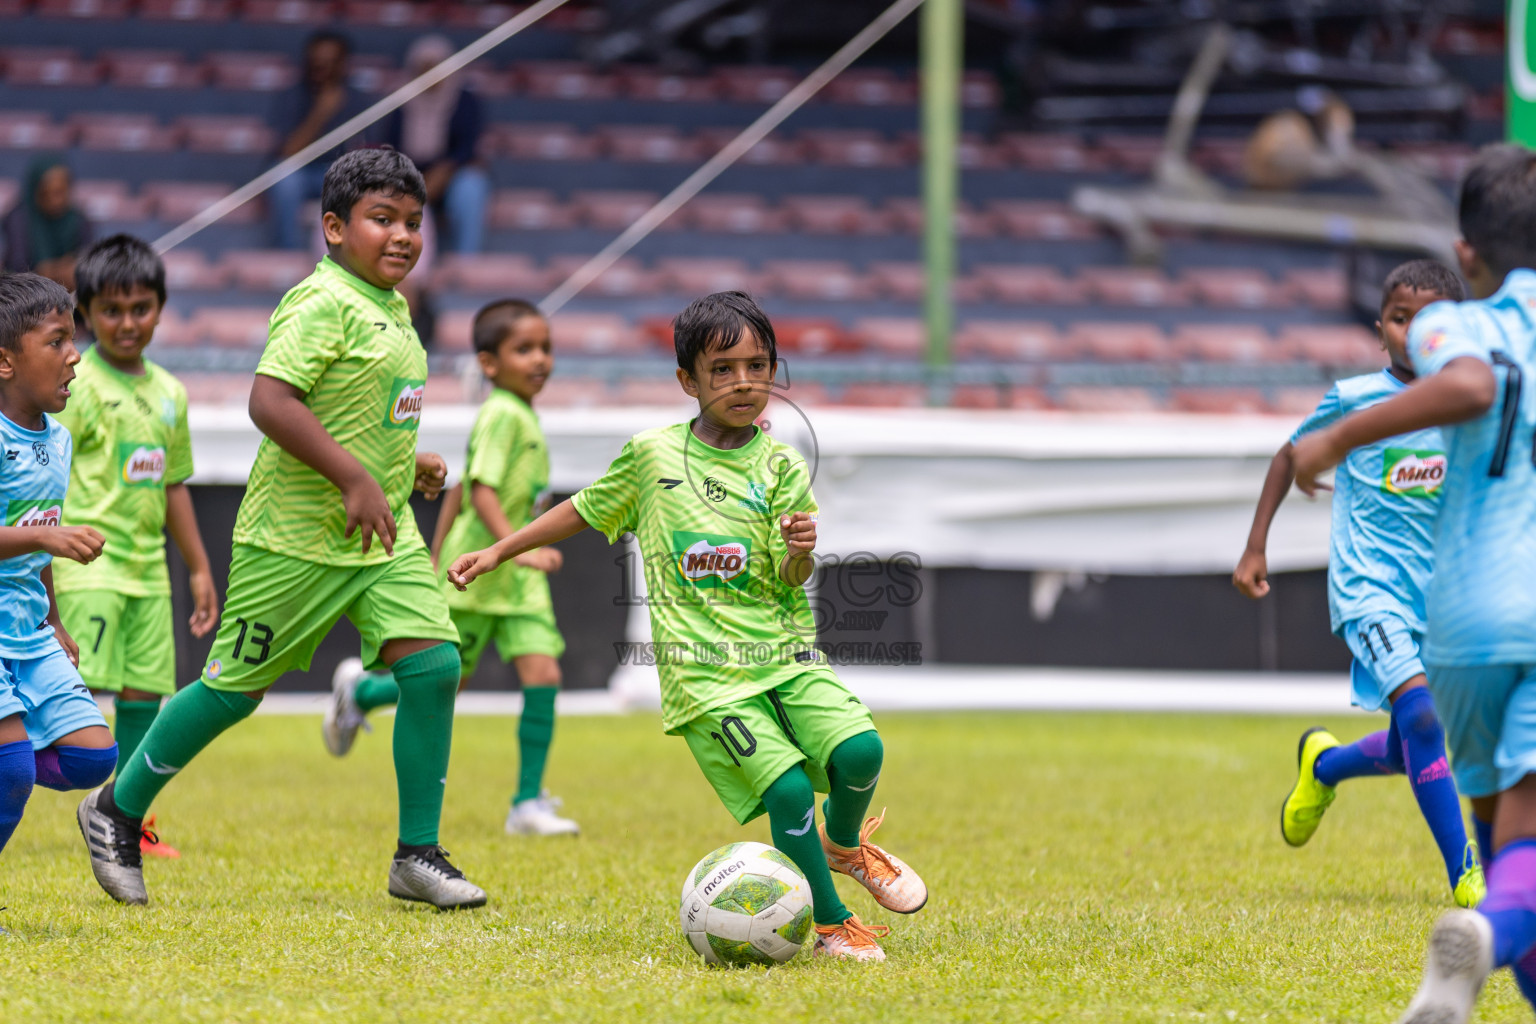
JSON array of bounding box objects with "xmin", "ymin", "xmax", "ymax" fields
[
  {"xmin": 1479, "ymin": 839, "xmax": 1536, "ymax": 967},
  {"xmin": 32, "ymin": 746, "xmax": 66, "ymax": 789},
  {"xmin": 0, "ymin": 739, "xmax": 35, "ymax": 855},
  {"xmin": 33, "ymin": 744, "xmax": 116, "ymax": 792},
  {"xmin": 1314, "ymin": 730, "xmax": 1400, "ymax": 786}
]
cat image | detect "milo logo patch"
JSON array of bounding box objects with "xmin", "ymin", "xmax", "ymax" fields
[
  {"xmin": 118, "ymin": 442, "xmax": 166, "ymax": 487},
  {"xmin": 384, "ymin": 377, "xmax": 426, "ymax": 429},
  {"xmin": 8, "ymin": 499, "xmax": 62, "ymax": 528},
  {"xmin": 673, "ymin": 531, "xmax": 753, "ymax": 589},
  {"xmin": 1383, "ymin": 448, "xmax": 1447, "ymax": 497}
]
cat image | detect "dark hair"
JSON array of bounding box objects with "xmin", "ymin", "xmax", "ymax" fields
[
  {"xmin": 673, "ymin": 291, "xmax": 777, "ymax": 373},
  {"xmin": 472, "ymin": 298, "xmax": 544, "ymax": 356},
  {"xmin": 320, "ymin": 147, "xmax": 426, "ymax": 222},
  {"xmin": 305, "ymin": 29, "xmax": 351, "ymax": 57},
  {"xmin": 76, "ymin": 234, "xmax": 166, "ymax": 312},
  {"xmin": 1381, "ymin": 259, "xmax": 1464, "ymax": 308},
  {"xmin": 1459, "ymin": 144, "xmax": 1536, "ymax": 281},
  {"xmin": 0, "ymin": 272, "xmax": 74, "ymax": 351}
]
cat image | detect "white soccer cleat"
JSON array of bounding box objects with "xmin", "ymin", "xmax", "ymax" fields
[
  {"xmin": 820, "ymin": 809, "xmax": 928, "ymax": 914},
  {"xmin": 505, "ymin": 791, "xmax": 580, "ymax": 836},
  {"xmin": 388, "ymin": 846, "xmax": 487, "ymax": 909},
  {"xmin": 322, "ymin": 657, "xmax": 371, "ymax": 757},
  {"xmin": 1395, "ymin": 910, "xmax": 1493, "ymax": 1024}
]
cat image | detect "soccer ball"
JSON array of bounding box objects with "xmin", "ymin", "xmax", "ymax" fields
[{"xmin": 679, "ymin": 841, "xmax": 814, "ymax": 966}]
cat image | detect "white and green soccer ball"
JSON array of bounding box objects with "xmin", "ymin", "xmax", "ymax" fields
[{"xmin": 679, "ymin": 841, "xmax": 814, "ymax": 966}]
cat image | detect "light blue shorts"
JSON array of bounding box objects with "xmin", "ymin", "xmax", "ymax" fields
[
  {"xmin": 1426, "ymin": 663, "xmax": 1536, "ymax": 799},
  {"xmin": 1342, "ymin": 616, "xmax": 1427, "ymax": 713},
  {"xmin": 0, "ymin": 646, "xmax": 107, "ymax": 751}
]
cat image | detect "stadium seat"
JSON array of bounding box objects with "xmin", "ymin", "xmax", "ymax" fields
[
  {"xmin": 973, "ymin": 265, "xmax": 1087, "ymax": 305},
  {"xmin": 71, "ymin": 115, "xmax": 180, "ymax": 152},
  {"xmin": 488, "ymin": 189, "xmax": 577, "ymax": 231},
  {"xmin": 1284, "ymin": 268, "xmax": 1349, "ymax": 310},
  {"xmin": 138, "ymin": 0, "xmax": 233, "ymax": 21},
  {"xmin": 0, "ymin": 111, "xmax": 72, "ymax": 149},
  {"xmin": 342, "ymin": 0, "xmax": 432, "ymax": 27},
  {"xmin": 493, "ymin": 123, "xmax": 602, "ymax": 161},
  {"xmin": 848, "ymin": 317, "xmax": 924, "ymax": 358},
  {"xmin": 655, "ymin": 258, "xmax": 761, "ymax": 295},
  {"xmin": 104, "ymin": 50, "xmax": 205, "ymax": 90},
  {"xmin": 348, "ymin": 55, "xmax": 402, "ymax": 95},
  {"xmin": 883, "ymin": 197, "xmax": 997, "ymax": 237},
  {"xmin": 547, "ymin": 312, "xmax": 649, "ymax": 355},
  {"xmin": 1270, "ymin": 386, "xmax": 1331, "ymax": 415},
  {"xmin": 618, "ymin": 68, "xmax": 717, "ymax": 103},
  {"xmin": 1279, "ymin": 325, "xmax": 1382, "ymax": 367},
  {"xmin": 3, "ymin": 48, "xmax": 102, "ymax": 87},
  {"xmin": 714, "ymin": 66, "xmax": 798, "ymax": 104},
  {"xmin": 866, "ymin": 261, "xmax": 927, "ymax": 302},
  {"xmin": 517, "ymin": 62, "xmax": 617, "ymax": 100},
  {"xmin": 988, "ymin": 201, "xmax": 1101, "ymax": 240},
  {"xmin": 1394, "ymin": 142, "xmax": 1474, "ymax": 182},
  {"xmin": 693, "ymin": 127, "xmax": 805, "ymax": 165},
  {"xmin": 222, "ymin": 250, "xmax": 319, "ymax": 292},
  {"xmin": 179, "ymin": 116, "xmax": 276, "ymax": 155},
  {"xmin": 1000, "ymin": 133, "xmax": 1106, "ymax": 173},
  {"xmin": 1171, "ymin": 324, "xmax": 1284, "ymax": 363},
  {"xmin": 147, "ymin": 307, "xmax": 196, "ymax": 347},
  {"xmin": 1169, "ymin": 388, "xmax": 1269, "ymax": 414},
  {"xmin": 1079, "ymin": 267, "xmax": 1191, "ymax": 307},
  {"xmin": 432, "ymin": 309, "xmax": 475, "ymax": 353},
  {"xmin": 207, "ymin": 52, "xmax": 297, "ymax": 92},
  {"xmin": 826, "ymin": 68, "xmax": 914, "ymax": 106},
  {"xmin": 35, "ymin": 0, "xmax": 131, "ymax": 15},
  {"xmin": 434, "ymin": 254, "xmax": 552, "ymax": 295},
  {"xmin": 177, "ymin": 373, "xmax": 253, "ymax": 404},
  {"xmin": 961, "ymin": 70, "xmax": 1001, "ymax": 108},
  {"xmin": 800, "ymin": 129, "xmax": 906, "ymax": 168},
  {"xmin": 598, "ymin": 125, "xmax": 702, "ymax": 164},
  {"xmin": 951, "ymin": 384, "xmax": 1054, "ymax": 410},
  {"xmin": 1064, "ymin": 322, "xmax": 1171, "ymax": 362},
  {"xmin": 764, "ymin": 260, "xmax": 874, "ymax": 302},
  {"xmin": 1191, "ymin": 139, "xmax": 1248, "ymax": 177},
  {"xmin": 72, "ymin": 179, "xmax": 151, "ymax": 221},
  {"xmin": 611, "ymin": 378, "xmax": 693, "ymax": 406},
  {"xmin": 188, "ymin": 307, "xmax": 273, "ymax": 349},
  {"xmin": 547, "ymin": 256, "xmax": 659, "ymax": 298},
  {"xmin": 781, "ymin": 195, "xmax": 891, "ymax": 235},
  {"xmin": 954, "ymin": 321, "xmax": 1060, "ymax": 361},
  {"xmin": 1180, "ymin": 268, "xmax": 1289, "ymax": 309},
  {"xmin": 773, "ymin": 319, "xmax": 852, "ymax": 357},
  {"xmin": 160, "ymin": 249, "xmax": 232, "ymax": 291},
  {"xmin": 1057, "ymin": 386, "xmax": 1163, "ymax": 412},
  {"xmin": 533, "ymin": 376, "xmax": 607, "ymax": 409},
  {"xmin": 1097, "ymin": 135, "xmax": 1164, "ymax": 175},
  {"xmin": 685, "ymin": 193, "xmax": 786, "ymax": 234},
  {"xmin": 836, "ymin": 383, "xmax": 928, "ymax": 407},
  {"xmin": 950, "ymin": 132, "xmax": 1009, "ymax": 171},
  {"xmin": 241, "ymin": 0, "xmax": 331, "ymax": 24},
  {"xmin": 144, "ymin": 181, "xmax": 261, "ymax": 224},
  {"xmin": 0, "ymin": 181, "xmax": 16, "ymax": 215},
  {"xmin": 571, "ymin": 190, "xmax": 661, "ymax": 230},
  {"xmin": 764, "ymin": 380, "xmax": 829, "ymax": 408}
]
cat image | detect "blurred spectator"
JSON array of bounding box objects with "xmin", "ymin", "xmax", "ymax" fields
[
  {"xmin": 267, "ymin": 30, "xmax": 374, "ymax": 249},
  {"xmin": 381, "ymin": 35, "xmax": 489, "ymax": 254},
  {"xmin": 1, "ymin": 155, "xmax": 94, "ymax": 290}
]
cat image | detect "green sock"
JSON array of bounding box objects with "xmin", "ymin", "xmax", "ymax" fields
[
  {"xmin": 822, "ymin": 730, "xmax": 884, "ymax": 848},
  {"xmin": 111, "ymin": 698, "xmax": 162, "ymax": 778},
  {"xmin": 514, "ymin": 686, "xmax": 558, "ymax": 804},
  {"xmin": 391, "ymin": 643, "xmax": 460, "ymax": 846},
  {"xmin": 763, "ymin": 765, "xmax": 849, "ymax": 926},
  {"xmin": 112, "ymin": 682, "xmax": 259, "ymax": 819},
  {"xmin": 354, "ymin": 671, "xmax": 400, "ymax": 713}
]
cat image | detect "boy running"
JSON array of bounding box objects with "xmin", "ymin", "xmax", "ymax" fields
[
  {"xmin": 56, "ymin": 234, "xmax": 220, "ymax": 861},
  {"xmin": 1291, "ymin": 145, "xmax": 1536, "ymax": 1024},
  {"xmin": 0, "ymin": 273, "xmax": 118, "ymax": 865},
  {"xmin": 1235, "ymin": 259, "xmax": 1483, "ymax": 908},
  {"xmin": 76, "ymin": 148, "xmax": 481, "ymax": 910},
  {"xmin": 447, "ymin": 291, "xmax": 927, "ymax": 961},
  {"xmin": 325, "ymin": 299, "xmax": 576, "ymax": 836}
]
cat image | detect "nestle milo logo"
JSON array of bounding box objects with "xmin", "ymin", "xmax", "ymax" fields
[
  {"xmin": 700, "ymin": 859, "xmax": 746, "ymax": 898},
  {"xmin": 1382, "ymin": 447, "xmax": 1446, "ymax": 497},
  {"xmin": 118, "ymin": 442, "xmax": 166, "ymax": 487},
  {"xmin": 673, "ymin": 531, "xmax": 753, "ymax": 590},
  {"xmin": 8, "ymin": 499, "xmax": 62, "ymax": 527},
  {"xmin": 384, "ymin": 377, "xmax": 426, "ymax": 429}
]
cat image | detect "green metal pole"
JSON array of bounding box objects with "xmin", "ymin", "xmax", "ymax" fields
[{"xmin": 921, "ymin": 0, "xmax": 961, "ymax": 403}]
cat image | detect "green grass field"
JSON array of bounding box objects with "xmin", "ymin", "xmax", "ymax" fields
[{"xmin": 1, "ymin": 710, "xmax": 1525, "ymax": 1023}]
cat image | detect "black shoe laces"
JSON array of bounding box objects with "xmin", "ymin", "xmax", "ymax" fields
[
  {"xmin": 417, "ymin": 846, "xmax": 465, "ymax": 880},
  {"xmin": 104, "ymin": 807, "xmax": 144, "ymax": 868}
]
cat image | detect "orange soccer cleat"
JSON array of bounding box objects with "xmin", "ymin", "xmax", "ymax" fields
[
  {"xmin": 139, "ymin": 814, "xmax": 180, "ymax": 859},
  {"xmin": 812, "ymin": 914, "xmax": 891, "ymax": 962},
  {"xmin": 820, "ymin": 809, "xmax": 927, "ymax": 914}
]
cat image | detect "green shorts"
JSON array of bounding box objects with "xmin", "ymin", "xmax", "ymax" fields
[
  {"xmin": 56, "ymin": 590, "xmax": 175, "ymax": 696},
  {"xmin": 201, "ymin": 543, "xmax": 458, "ymax": 692},
  {"xmin": 452, "ymin": 607, "xmax": 565, "ymax": 677},
  {"xmin": 679, "ymin": 670, "xmax": 876, "ymax": 825}
]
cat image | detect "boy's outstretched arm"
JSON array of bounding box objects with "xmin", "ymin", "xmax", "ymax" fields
[
  {"xmin": 1293, "ymin": 357, "xmax": 1497, "ymax": 494},
  {"xmin": 447, "ymin": 499, "xmax": 589, "ymax": 589},
  {"xmin": 250, "ymin": 373, "xmax": 397, "ymax": 555},
  {"xmin": 1233, "ymin": 444, "xmax": 1296, "ymax": 599},
  {"xmin": 166, "ymin": 483, "xmax": 219, "ymax": 638},
  {"xmin": 0, "ymin": 524, "xmax": 104, "ymax": 563},
  {"xmin": 466, "ymin": 481, "xmax": 564, "ymax": 573},
  {"xmin": 429, "ymin": 481, "xmax": 462, "ymax": 566}
]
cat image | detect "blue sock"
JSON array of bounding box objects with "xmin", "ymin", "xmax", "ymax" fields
[
  {"xmin": 1477, "ymin": 816, "xmax": 1495, "ymax": 869},
  {"xmin": 0, "ymin": 739, "xmax": 36, "ymax": 855},
  {"xmin": 1480, "ymin": 839, "xmax": 1536, "ymax": 966},
  {"xmin": 1314, "ymin": 729, "xmax": 1401, "ymax": 786},
  {"xmin": 33, "ymin": 744, "xmax": 117, "ymax": 792},
  {"xmin": 1391, "ymin": 686, "xmax": 1471, "ymax": 890}
]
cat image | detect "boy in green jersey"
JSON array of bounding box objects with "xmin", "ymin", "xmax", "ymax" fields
[
  {"xmin": 325, "ymin": 299, "xmax": 577, "ymax": 835},
  {"xmin": 56, "ymin": 235, "xmax": 220, "ymax": 862},
  {"xmin": 77, "ymin": 148, "xmax": 482, "ymax": 910},
  {"xmin": 448, "ymin": 291, "xmax": 928, "ymax": 961}
]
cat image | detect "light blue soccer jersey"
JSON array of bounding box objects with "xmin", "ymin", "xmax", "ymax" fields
[
  {"xmin": 1291, "ymin": 369, "xmax": 1444, "ymax": 635},
  {"xmin": 1409, "ymin": 269, "xmax": 1536, "ymax": 665},
  {"xmin": 0, "ymin": 410, "xmax": 71, "ymax": 659}
]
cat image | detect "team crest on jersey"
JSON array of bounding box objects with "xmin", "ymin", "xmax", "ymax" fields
[
  {"xmin": 1382, "ymin": 448, "xmax": 1447, "ymax": 497},
  {"xmin": 118, "ymin": 443, "xmax": 166, "ymax": 487},
  {"xmin": 737, "ymin": 481, "xmax": 769, "ymax": 513},
  {"xmin": 1419, "ymin": 331, "xmax": 1447, "ymax": 355},
  {"xmin": 673, "ymin": 531, "xmax": 753, "ymax": 589},
  {"xmin": 161, "ymin": 397, "xmax": 177, "ymax": 426},
  {"xmin": 384, "ymin": 377, "xmax": 426, "ymax": 429},
  {"xmin": 206, "ymin": 659, "xmax": 223, "ymax": 680},
  {"xmin": 7, "ymin": 499, "xmax": 62, "ymax": 528}
]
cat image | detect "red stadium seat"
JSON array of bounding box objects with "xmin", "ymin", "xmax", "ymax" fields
[
  {"xmin": 72, "ymin": 180, "xmax": 151, "ymax": 221},
  {"xmin": 836, "ymin": 383, "xmax": 928, "ymax": 408},
  {"xmin": 188, "ymin": 307, "xmax": 273, "ymax": 349},
  {"xmin": 138, "ymin": 0, "xmax": 234, "ymax": 20},
  {"xmin": 3, "ymin": 48, "xmax": 102, "ymax": 87},
  {"xmin": 1097, "ymin": 135, "xmax": 1165, "ymax": 175},
  {"xmin": 144, "ymin": 182, "xmax": 261, "ymax": 225},
  {"xmin": 1181, "ymin": 268, "xmax": 1289, "ymax": 308},
  {"xmin": 547, "ymin": 256, "xmax": 660, "ymax": 298},
  {"xmin": 693, "ymin": 128, "xmax": 805, "ymax": 165},
  {"xmin": 241, "ymin": 0, "xmax": 330, "ymax": 24},
  {"xmin": 517, "ymin": 62, "xmax": 617, "ymax": 100},
  {"xmin": 71, "ymin": 115, "xmax": 180, "ymax": 152},
  {"xmin": 961, "ymin": 70, "xmax": 1001, "ymax": 108},
  {"xmin": 548, "ymin": 313, "xmax": 648, "ymax": 355},
  {"xmin": 953, "ymin": 385, "xmax": 1055, "ymax": 410},
  {"xmin": 764, "ymin": 260, "xmax": 874, "ymax": 302},
  {"xmin": 1394, "ymin": 142, "xmax": 1474, "ymax": 182},
  {"xmin": 773, "ymin": 319, "xmax": 851, "ymax": 357},
  {"xmin": 494, "ymin": 122, "xmax": 601, "ymax": 161},
  {"xmin": 714, "ymin": 66, "xmax": 798, "ymax": 104},
  {"xmin": 1169, "ymin": 388, "xmax": 1269, "ymax": 414},
  {"xmin": 104, "ymin": 50, "xmax": 205, "ymax": 89},
  {"xmin": 222, "ymin": 250, "xmax": 319, "ymax": 292},
  {"xmin": 1079, "ymin": 267, "xmax": 1191, "ymax": 307},
  {"xmin": 799, "ymin": 129, "xmax": 906, "ymax": 168},
  {"xmin": 160, "ymin": 250, "xmax": 231, "ymax": 291},
  {"xmin": 618, "ymin": 68, "xmax": 717, "ymax": 103},
  {"xmin": 1284, "ymin": 268, "xmax": 1349, "ymax": 310},
  {"xmin": 1191, "ymin": 139, "xmax": 1247, "ymax": 177},
  {"xmin": 781, "ymin": 195, "xmax": 892, "ymax": 235},
  {"xmin": 685, "ymin": 193, "xmax": 787, "ymax": 234},
  {"xmin": 0, "ymin": 111, "xmax": 72, "ymax": 149},
  {"xmin": 341, "ymin": 0, "xmax": 432, "ymax": 26},
  {"xmin": 599, "ymin": 125, "xmax": 703, "ymax": 164},
  {"xmin": 954, "ymin": 321, "xmax": 1060, "ymax": 361},
  {"xmin": 461, "ymin": 65, "xmax": 513, "ymax": 99},
  {"xmin": 179, "ymin": 373, "xmax": 254, "ymax": 403},
  {"xmin": 433, "ymin": 309, "xmax": 475, "ymax": 353},
  {"xmin": 764, "ymin": 380, "xmax": 830, "ymax": 408},
  {"xmin": 348, "ymin": 55, "xmax": 401, "ymax": 95},
  {"xmin": 179, "ymin": 116, "xmax": 276, "ymax": 155},
  {"xmin": 1058, "ymin": 387, "xmax": 1163, "ymax": 413},
  {"xmin": 571, "ymin": 190, "xmax": 663, "ymax": 231},
  {"xmin": 534, "ymin": 376, "xmax": 607, "ymax": 409},
  {"xmin": 207, "ymin": 52, "xmax": 297, "ymax": 92},
  {"xmin": 867, "ymin": 261, "xmax": 927, "ymax": 302},
  {"xmin": 826, "ymin": 69, "xmax": 914, "ymax": 106},
  {"xmin": 883, "ymin": 197, "xmax": 997, "ymax": 237},
  {"xmin": 848, "ymin": 318, "xmax": 924, "ymax": 358},
  {"xmin": 1171, "ymin": 324, "xmax": 1284, "ymax": 363},
  {"xmin": 147, "ymin": 307, "xmax": 196, "ymax": 347},
  {"xmin": 989, "ymin": 200, "xmax": 1100, "ymax": 240},
  {"xmin": 1000, "ymin": 133, "xmax": 1106, "ymax": 173},
  {"xmin": 1270, "ymin": 386, "xmax": 1331, "ymax": 416},
  {"xmin": 612, "ymin": 378, "xmax": 694, "ymax": 406},
  {"xmin": 488, "ymin": 189, "xmax": 576, "ymax": 231},
  {"xmin": 1064, "ymin": 322, "xmax": 1171, "ymax": 362},
  {"xmin": 655, "ymin": 258, "xmax": 762, "ymax": 295},
  {"xmin": 434, "ymin": 254, "xmax": 552, "ymax": 294},
  {"xmin": 35, "ymin": 0, "xmax": 129, "ymax": 17},
  {"xmin": 1279, "ymin": 325, "xmax": 1382, "ymax": 367},
  {"xmin": 973, "ymin": 264, "xmax": 1087, "ymax": 304}
]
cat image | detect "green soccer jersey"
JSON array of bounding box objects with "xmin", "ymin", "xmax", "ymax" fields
[
  {"xmin": 53, "ymin": 346, "xmax": 193, "ymax": 596},
  {"xmin": 442, "ymin": 388, "xmax": 554, "ymax": 617},
  {"xmin": 235, "ymin": 256, "xmax": 428, "ymax": 566},
  {"xmin": 572, "ymin": 422, "xmax": 824, "ymax": 732}
]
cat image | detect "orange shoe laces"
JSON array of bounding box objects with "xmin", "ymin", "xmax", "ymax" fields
[
  {"xmin": 815, "ymin": 914, "xmax": 891, "ymax": 950},
  {"xmin": 850, "ymin": 810, "xmax": 901, "ymax": 886}
]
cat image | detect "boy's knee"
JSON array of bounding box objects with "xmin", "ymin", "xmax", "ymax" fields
[
  {"xmin": 765, "ymin": 763, "xmax": 816, "ymax": 808},
  {"xmin": 830, "ymin": 730, "xmax": 884, "ymax": 781},
  {"xmin": 1395, "ymin": 687, "xmax": 1443, "ymax": 741},
  {"xmin": 35, "ymin": 744, "xmax": 116, "ymax": 792},
  {"xmin": 395, "ymin": 642, "xmax": 462, "ymax": 700}
]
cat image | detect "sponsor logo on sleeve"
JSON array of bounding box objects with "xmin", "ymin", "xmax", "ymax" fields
[
  {"xmin": 117, "ymin": 442, "xmax": 167, "ymax": 487},
  {"xmin": 672, "ymin": 531, "xmax": 753, "ymax": 589},
  {"xmin": 384, "ymin": 377, "xmax": 426, "ymax": 429},
  {"xmin": 1382, "ymin": 448, "xmax": 1447, "ymax": 497},
  {"xmin": 7, "ymin": 499, "xmax": 63, "ymax": 527}
]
